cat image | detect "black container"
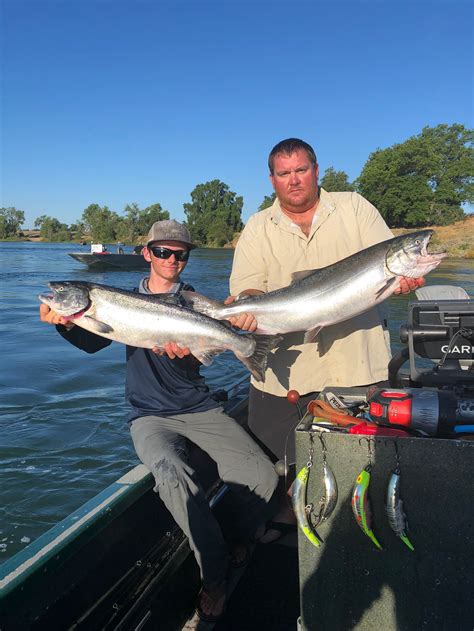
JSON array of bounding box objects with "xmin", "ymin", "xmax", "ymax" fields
[{"xmin": 295, "ymin": 422, "xmax": 474, "ymax": 630}]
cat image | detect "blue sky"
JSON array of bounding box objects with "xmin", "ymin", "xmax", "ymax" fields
[{"xmin": 2, "ymin": 0, "xmax": 473, "ymax": 228}]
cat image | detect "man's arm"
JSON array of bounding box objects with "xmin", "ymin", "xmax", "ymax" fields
[
  {"xmin": 40, "ymin": 304, "xmax": 112, "ymax": 353},
  {"xmin": 226, "ymin": 216, "xmax": 268, "ymax": 331}
]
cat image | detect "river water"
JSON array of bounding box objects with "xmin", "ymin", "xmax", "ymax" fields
[{"xmin": 0, "ymin": 242, "xmax": 473, "ymax": 562}]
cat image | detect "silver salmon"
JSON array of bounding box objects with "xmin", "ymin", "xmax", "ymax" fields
[
  {"xmin": 180, "ymin": 230, "xmax": 446, "ymax": 342},
  {"xmin": 39, "ymin": 282, "xmax": 281, "ymax": 382}
]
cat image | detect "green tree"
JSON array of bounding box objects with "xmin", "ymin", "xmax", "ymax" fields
[
  {"xmin": 34, "ymin": 215, "xmax": 71, "ymax": 241},
  {"xmin": 70, "ymin": 221, "xmax": 85, "ymax": 238},
  {"xmin": 136, "ymin": 203, "xmax": 170, "ymax": 237},
  {"xmin": 357, "ymin": 124, "xmax": 473, "ymax": 227},
  {"xmin": 0, "ymin": 207, "xmax": 25, "ymax": 238},
  {"xmin": 116, "ymin": 203, "xmax": 170, "ymax": 242},
  {"xmin": 117, "ymin": 203, "xmax": 141, "ymax": 242},
  {"xmin": 258, "ymin": 193, "xmax": 276, "ymax": 211},
  {"xmin": 81, "ymin": 204, "xmax": 120, "ymax": 242},
  {"xmin": 321, "ymin": 167, "xmax": 355, "ymax": 192},
  {"xmin": 184, "ymin": 180, "xmax": 243, "ymax": 247}
]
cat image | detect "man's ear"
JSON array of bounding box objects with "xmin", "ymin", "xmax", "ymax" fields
[{"xmin": 142, "ymin": 246, "xmax": 152, "ymax": 263}]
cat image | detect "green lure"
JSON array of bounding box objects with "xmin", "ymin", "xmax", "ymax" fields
[
  {"xmin": 292, "ymin": 465, "xmax": 322, "ymax": 548},
  {"xmin": 351, "ymin": 466, "xmax": 382, "ymax": 550}
]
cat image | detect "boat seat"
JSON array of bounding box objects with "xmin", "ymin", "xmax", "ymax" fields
[{"xmin": 415, "ymin": 284, "xmax": 470, "ymax": 301}]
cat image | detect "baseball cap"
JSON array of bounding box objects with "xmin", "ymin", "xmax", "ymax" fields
[{"xmin": 146, "ymin": 220, "xmax": 196, "ymax": 249}]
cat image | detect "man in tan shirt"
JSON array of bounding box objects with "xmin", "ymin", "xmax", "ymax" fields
[{"xmin": 228, "ymin": 138, "xmax": 423, "ymax": 539}]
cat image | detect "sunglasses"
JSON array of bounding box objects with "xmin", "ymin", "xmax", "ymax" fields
[{"xmin": 149, "ymin": 246, "xmax": 190, "ymax": 262}]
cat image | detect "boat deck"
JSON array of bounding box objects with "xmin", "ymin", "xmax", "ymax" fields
[{"xmin": 217, "ymin": 539, "xmax": 299, "ymax": 630}]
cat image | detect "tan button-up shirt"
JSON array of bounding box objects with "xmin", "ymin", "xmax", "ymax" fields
[{"xmin": 229, "ymin": 189, "xmax": 394, "ymax": 396}]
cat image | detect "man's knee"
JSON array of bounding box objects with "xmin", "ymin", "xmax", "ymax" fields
[
  {"xmin": 258, "ymin": 457, "xmax": 279, "ymax": 499},
  {"xmin": 150, "ymin": 455, "xmax": 188, "ymax": 493}
]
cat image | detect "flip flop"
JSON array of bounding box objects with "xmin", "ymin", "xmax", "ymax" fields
[
  {"xmin": 229, "ymin": 541, "xmax": 254, "ymax": 569},
  {"xmin": 195, "ymin": 583, "xmax": 227, "ymax": 624},
  {"xmin": 260, "ymin": 520, "xmax": 297, "ymax": 543}
]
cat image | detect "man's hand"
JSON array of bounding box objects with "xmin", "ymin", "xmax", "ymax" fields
[
  {"xmin": 394, "ymin": 277, "xmax": 426, "ymax": 295},
  {"xmin": 40, "ymin": 304, "xmax": 75, "ymax": 329},
  {"xmin": 152, "ymin": 342, "xmax": 192, "ymax": 359},
  {"xmin": 224, "ymin": 295, "xmax": 258, "ymax": 332}
]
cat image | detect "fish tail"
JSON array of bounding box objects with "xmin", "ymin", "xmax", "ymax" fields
[{"xmin": 237, "ymin": 334, "xmax": 282, "ymax": 382}]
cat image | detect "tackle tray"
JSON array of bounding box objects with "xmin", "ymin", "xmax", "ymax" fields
[{"xmin": 295, "ymin": 388, "xmax": 473, "ymax": 631}]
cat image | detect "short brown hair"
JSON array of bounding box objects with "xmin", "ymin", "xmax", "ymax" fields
[{"xmin": 268, "ymin": 138, "xmax": 318, "ymax": 175}]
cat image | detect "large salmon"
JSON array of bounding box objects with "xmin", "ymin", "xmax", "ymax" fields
[
  {"xmin": 181, "ymin": 230, "xmax": 446, "ymax": 341},
  {"xmin": 39, "ymin": 282, "xmax": 281, "ymax": 381}
]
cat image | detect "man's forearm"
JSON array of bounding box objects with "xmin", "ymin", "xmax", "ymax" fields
[{"xmin": 56, "ymin": 324, "xmax": 112, "ymax": 354}]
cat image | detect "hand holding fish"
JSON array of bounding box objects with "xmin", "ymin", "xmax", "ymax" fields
[
  {"xmin": 152, "ymin": 342, "xmax": 192, "ymax": 359},
  {"xmin": 40, "ymin": 304, "xmax": 75, "ymax": 330},
  {"xmin": 223, "ymin": 291, "xmax": 262, "ymax": 332},
  {"xmin": 393, "ymin": 276, "xmax": 425, "ymax": 295}
]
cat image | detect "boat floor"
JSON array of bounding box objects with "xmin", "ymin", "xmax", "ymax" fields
[
  {"xmin": 218, "ymin": 537, "xmax": 299, "ymax": 630},
  {"xmin": 144, "ymin": 534, "xmax": 300, "ymax": 630}
]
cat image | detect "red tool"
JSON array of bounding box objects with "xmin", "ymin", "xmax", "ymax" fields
[
  {"xmin": 366, "ymin": 387, "xmax": 474, "ymax": 437},
  {"xmin": 348, "ymin": 422, "xmax": 409, "ymax": 437}
]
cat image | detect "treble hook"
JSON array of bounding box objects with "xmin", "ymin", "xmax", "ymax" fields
[
  {"xmin": 393, "ymin": 439, "xmax": 401, "ymax": 472},
  {"xmin": 318, "ymin": 432, "xmax": 328, "ymax": 458},
  {"xmin": 358, "ymin": 436, "xmax": 374, "ymax": 466}
]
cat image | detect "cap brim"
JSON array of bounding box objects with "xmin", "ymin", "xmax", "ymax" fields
[{"xmin": 146, "ymin": 240, "xmax": 197, "ymax": 250}]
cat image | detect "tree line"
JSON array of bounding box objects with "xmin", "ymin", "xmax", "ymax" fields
[{"xmin": 1, "ymin": 124, "xmax": 472, "ymax": 246}]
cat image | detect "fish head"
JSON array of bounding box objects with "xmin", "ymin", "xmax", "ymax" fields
[
  {"xmin": 386, "ymin": 230, "xmax": 447, "ymax": 278},
  {"xmin": 39, "ymin": 281, "xmax": 90, "ymax": 317}
]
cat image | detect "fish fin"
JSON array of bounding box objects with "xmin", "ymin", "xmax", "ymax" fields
[
  {"xmin": 193, "ymin": 350, "xmax": 221, "ymax": 366},
  {"xmin": 237, "ymin": 334, "xmax": 282, "ymax": 382},
  {"xmin": 375, "ymin": 277, "xmax": 399, "ymax": 300},
  {"xmin": 304, "ymin": 326, "xmax": 323, "ymax": 343},
  {"xmin": 179, "ymin": 291, "xmax": 223, "ymax": 317},
  {"xmin": 155, "ymin": 293, "xmax": 187, "ymax": 307},
  {"xmin": 291, "ymin": 269, "xmax": 317, "ymax": 283},
  {"xmin": 84, "ymin": 316, "xmax": 114, "ymax": 334}
]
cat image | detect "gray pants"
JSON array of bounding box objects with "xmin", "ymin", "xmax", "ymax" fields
[{"xmin": 130, "ymin": 407, "xmax": 278, "ymax": 587}]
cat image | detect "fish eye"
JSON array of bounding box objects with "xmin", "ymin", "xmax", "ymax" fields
[{"xmin": 414, "ymin": 239, "xmax": 421, "ymax": 246}]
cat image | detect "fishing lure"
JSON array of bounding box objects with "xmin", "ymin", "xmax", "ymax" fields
[
  {"xmin": 313, "ymin": 434, "xmax": 338, "ymax": 527},
  {"xmin": 351, "ymin": 439, "xmax": 382, "ymax": 550},
  {"xmin": 292, "ymin": 432, "xmax": 339, "ymax": 548},
  {"xmin": 385, "ymin": 448, "xmax": 415, "ymax": 551},
  {"xmin": 292, "ymin": 464, "xmax": 322, "ymax": 548}
]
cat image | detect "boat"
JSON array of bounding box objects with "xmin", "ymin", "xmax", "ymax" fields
[
  {"xmin": 69, "ymin": 244, "xmax": 149, "ymax": 271},
  {"xmin": 1, "ymin": 291, "xmax": 473, "ymax": 630},
  {"xmin": 0, "ymin": 377, "xmax": 299, "ymax": 630}
]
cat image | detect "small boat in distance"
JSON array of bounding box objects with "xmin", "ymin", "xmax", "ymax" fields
[{"xmin": 69, "ymin": 243, "xmax": 149, "ymax": 271}]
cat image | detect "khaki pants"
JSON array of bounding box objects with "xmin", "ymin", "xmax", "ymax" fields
[{"xmin": 130, "ymin": 407, "xmax": 278, "ymax": 587}]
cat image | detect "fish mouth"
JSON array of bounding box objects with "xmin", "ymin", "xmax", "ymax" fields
[{"xmin": 420, "ymin": 234, "xmax": 447, "ymax": 261}]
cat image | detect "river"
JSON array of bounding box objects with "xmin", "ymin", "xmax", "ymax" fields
[{"xmin": 0, "ymin": 242, "xmax": 472, "ymax": 562}]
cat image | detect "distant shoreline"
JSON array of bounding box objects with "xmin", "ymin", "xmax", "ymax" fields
[{"xmin": 4, "ymin": 214, "xmax": 474, "ymax": 258}]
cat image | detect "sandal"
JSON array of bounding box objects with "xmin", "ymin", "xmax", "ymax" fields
[
  {"xmin": 259, "ymin": 520, "xmax": 297, "ymax": 543},
  {"xmin": 194, "ymin": 582, "xmax": 227, "ymax": 624},
  {"xmin": 229, "ymin": 541, "xmax": 254, "ymax": 569}
]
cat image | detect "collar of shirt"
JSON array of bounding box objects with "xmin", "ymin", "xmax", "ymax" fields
[
  {"xmin": 269, "ymin": 187, "xmax": 336, "ymax": 241},
  {"xmin": 138, "ymin": 278, "xmax": 181, "ymax": 295}
]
